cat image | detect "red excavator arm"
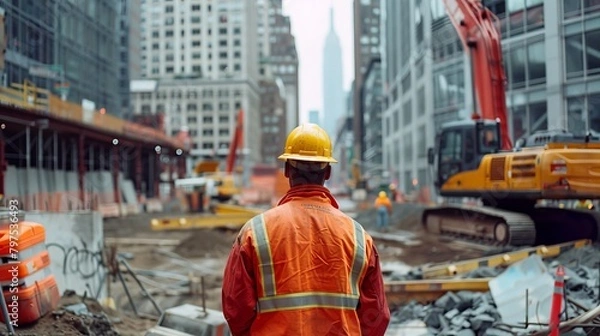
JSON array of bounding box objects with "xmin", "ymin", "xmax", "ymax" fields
[
  {"xmin": 443, "ymin": 0, "xmax": 512, "ymax": 150},
  {"xmin": 226, "ymin": 109, "xmax": 244, "ymax": 174}
]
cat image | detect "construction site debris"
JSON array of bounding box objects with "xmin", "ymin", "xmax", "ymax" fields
[
  {"xmin": 389, "ymin": 245, "xmax": 600, "ymax": 335},
  {"xmin": 0, "ymin": 291, "xmax": 127, "ymax": 336}
]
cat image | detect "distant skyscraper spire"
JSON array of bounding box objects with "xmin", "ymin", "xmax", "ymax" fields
[
  {"xmin": 322, "ymin": 5, "xmax": 343, "ymax": 143},
  {"xmin": 330, "ymin": 7, "xmax": 334, "ymax": 30}
]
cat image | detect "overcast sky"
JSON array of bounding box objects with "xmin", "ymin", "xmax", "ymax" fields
[{"xmin": 282, "ymin": 0, "xmax": 354, "ymax": 124}]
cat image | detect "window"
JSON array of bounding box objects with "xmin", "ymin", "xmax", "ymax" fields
[
  {"xmin": 203, "ymin": 143, "xmax": 214, "ymax": 149},
  {"xmin": 568, "ymin": 97, "xmax": 586, "ymax": 134},
  {"xmin": 527, "ymin": 40, "xmax": 545, "ymax": 83},
  {"xmin": 219, "ymin": 129, "xmax": 229, "ymax": 136},
  {"xmin": 203, "ymin": 116, "xmax": 213, "ymax": 123},
  {"xmin": 187, "ymin": 103, "xmax": 197, "ymax": 111},
  {"xmin": 202, "ymin": 103, "xmax": 213, "ymax": 111},
  {"xmin": 439, "ymin": 130, "xmax": 463, "ymax": 162},
  {"xmin": 511, "ymin": 105, "xmax": 527, "ymax": 140},
  {"xmin": 191, "ymin": 16, "xmax": 200, "ymax": 23},
  {"xmin": 565, "ymin": 34, "xmax": 584, "ymax": 77},
  {"xmin": 402, "ymin": 100, "xmax": 412, "ymax": 126},
  {"xmin": 192, "ymin": 29, "xmax": 200, "ymax": 35},
  {"xmin": 509, "ymin": 45, "xmax": 526, "ymax": 88},
  {"xmin": 203, "ymin": 129, "xmax": 213, "ymax": 136},
  {"xmin": 417, "ymin": 125, "xmax": 427, "ymax": 158},
  {"xmin": 219, "ymin": 115, "xmax": 229, "ymax": 123},
  {"xmin": 585, "ymin": 29, "xmax": 600, "ymax": 73}
]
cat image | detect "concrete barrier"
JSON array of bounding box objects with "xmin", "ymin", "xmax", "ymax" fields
[{"xmin": 24, "ymin": 212, "xmax": 107, "ymax": 300}]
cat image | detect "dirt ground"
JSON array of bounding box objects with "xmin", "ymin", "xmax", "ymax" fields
[{"xmin": 1, "ymin": 201, "xmax": 490, "ymax": 335}]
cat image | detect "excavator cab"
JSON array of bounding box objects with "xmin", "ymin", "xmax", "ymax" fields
[{"xmin": 428, "ymin": 119, "xmax": 501, "ymax": 188}]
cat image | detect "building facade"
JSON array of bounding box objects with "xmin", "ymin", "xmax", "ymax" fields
[
  {"xmin": 267, "ymin": 0, "xmax": 299, "ymax": 134},
  {"xmin": 381, "ymin": 0, "xmax": 434, "ymax": 195},
  {"xmin": 353, "ymin": 0, "xmax": 382, "ymax": 163},
  {"xmin": 130, "ymin": 78, "xmax": 261, "ymax": 174},
  {"xmin": 361, "ymin": 57, "xmax": 383, "ymax": 187},
  {"xmin": 118, "ymin": 0, "xmax": 142, "ymax": 119},
  {"xmin": 259, "ymin": 79, "xmax": 287, "ymax": 164},
  {"xmin": 382, "ymin": 0, "xmax": 600, "ymax": 196},
  {"xmin": 139, "ymin": 0, "xmax": 261, "ymax": 176},
  {"xmin": 1, "ymin": 0, "xmax": 120, "ymax": 115}
]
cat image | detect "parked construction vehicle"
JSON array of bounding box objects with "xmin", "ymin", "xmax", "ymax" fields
[
  {"xmin": 423, "ymin": 0, "xmax": 600, "ymax": 247},
  {"xmin": 188, "ymin": 109, "xmax": 244, "ymax": 203}
]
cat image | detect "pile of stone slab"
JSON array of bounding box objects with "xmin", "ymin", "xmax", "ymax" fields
[{"xmin": 388, "ymin": 245, "xmax": 600, "ymax": 336}]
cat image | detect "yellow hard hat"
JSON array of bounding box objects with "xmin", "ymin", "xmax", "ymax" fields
[
  {"xmin": 278, "ymin": 123, "xmax": 337, "ymax": 163},
  {"xmin": 379, "ymin": 191, "xmax": 387, "ymax": 198}
]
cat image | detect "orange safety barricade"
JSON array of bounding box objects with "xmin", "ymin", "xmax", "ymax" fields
[{"xmin": 0, "ymin": 222, "xmax": 60, "ymax": 325}]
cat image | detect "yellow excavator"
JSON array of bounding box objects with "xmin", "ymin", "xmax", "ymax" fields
[{"xmin": 422, "ymin": 0, "xmax": 600, "ymax": 247}]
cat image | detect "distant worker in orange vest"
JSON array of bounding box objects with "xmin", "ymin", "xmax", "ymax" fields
[
  {"xmin": 221, "ymin": 123, "xmax": 390, "ymax": 335},
  {"xmin": 374, "ymin": 191, "xmax": 393, "ymax": 231}
]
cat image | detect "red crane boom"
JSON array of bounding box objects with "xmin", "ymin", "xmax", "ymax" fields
[
  {"xmin": 443, "ymin": 0, "xmax": 512, "ymax": 150},
  {"xmin": 226, "ymin": 109, "xmax": 244, "ymax": 174}
]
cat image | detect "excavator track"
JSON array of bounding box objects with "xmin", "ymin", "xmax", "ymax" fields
[
  {"xmin": 422, "ymin": 205, "xmax": 600, "ymax": 247},
  {"xmin": 422, "ymin": 205, "xmax": 536, "ymax": 246}
]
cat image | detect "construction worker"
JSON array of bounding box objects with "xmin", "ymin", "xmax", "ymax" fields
[
  {"xmin": 221, "ymin": 123, "xmax": 390, "ymax": 335},
  {"xmin": 374, "ymin": 191, "xmax": 393, "ymax": 231},
  {"xmin": 574, "ymin": 199, "xmax": 594, "ymax": 210}
]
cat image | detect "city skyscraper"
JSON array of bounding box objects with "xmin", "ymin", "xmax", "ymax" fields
[
  {"xmin": 135, "ymin": 0, "xmax": 261, "ymax": 177},
  {"xmin": 118, "ymin": 0, "xmax": 142, "ymax": 119},
  {"xmin": 322, "ymin": 7, "xmax": 344, "ymax": 143},
  {"xmin": 1, "ymin": 0, "xmax": 121, "ymax": 115},
  {"xmin": 353, "ymin": 0, "xmax": 381, "ymax": 163}
]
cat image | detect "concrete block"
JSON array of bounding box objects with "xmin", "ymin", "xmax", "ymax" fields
[
  {"xmin": 469, "ymin": 314, "xmax": 495, "ymax": 332},
  {"xmin": 435, "ymin": 291, "xmax": 462, "ymax": 311},
  {"xmin": 423, "ymin": 307, "xmax": 444, "ymax": 329},
  {"xmin": 24, "ymin": 212, "xmax": 106, "ymax": 300},
  {"xmin": 444, "ymin": 308, "xmax": 460, "ymax": 320}
]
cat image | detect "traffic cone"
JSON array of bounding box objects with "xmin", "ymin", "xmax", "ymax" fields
[{"xmin": 549, "ymin": 265, "xmax": 565, "ymax": 336}]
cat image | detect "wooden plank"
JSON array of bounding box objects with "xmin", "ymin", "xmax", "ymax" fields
[{"xmin": 105, "ymin": 237, "xmax": 181, "ymax": 246}]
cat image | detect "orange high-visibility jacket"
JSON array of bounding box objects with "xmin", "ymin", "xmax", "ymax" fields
[
  {"xmin": 222, "ymin": 185, "xmax": 390, "ymax": 335},
  {"xmin": 374, "ymin": 196, "xmax": 392, "ymax": 213}
]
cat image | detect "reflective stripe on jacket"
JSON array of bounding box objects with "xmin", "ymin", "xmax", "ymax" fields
[{"xmin": 222, "ymin": 185, "xmax": 390, "ymax": 336}]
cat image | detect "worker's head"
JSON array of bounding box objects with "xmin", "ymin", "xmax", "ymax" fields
[
  {"xmin": 379, "ymin": 191, "xmax": 387, "ymax": 198},
  {"xmin": 389, "ymin": 183, "xmax": 396, "ymax": 190},
  {"xmin": 278, "ymin": 123, "xmax": 337, "ymax": 187}
]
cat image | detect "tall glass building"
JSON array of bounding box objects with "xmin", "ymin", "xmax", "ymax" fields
[{"xmin": 382, "ymin": 0, "xmax": 600, "ymax": 195}]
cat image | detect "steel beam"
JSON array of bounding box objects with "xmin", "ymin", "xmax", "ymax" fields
[
  {"xmin": 112, "ymin": 145, "xmax": 121, "ymax": 209},
  {"xmin": 78, "ymin": 134, "xmax": 85, "ymax": 205},
  {"xmin": 135, "ymin": 146, "xmax": 142, "ymax": 197}
]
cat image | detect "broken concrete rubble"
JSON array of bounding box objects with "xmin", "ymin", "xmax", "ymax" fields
[{"xmin": 389, "ymin": 245, "xmax": 600, "ymax": 335}]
